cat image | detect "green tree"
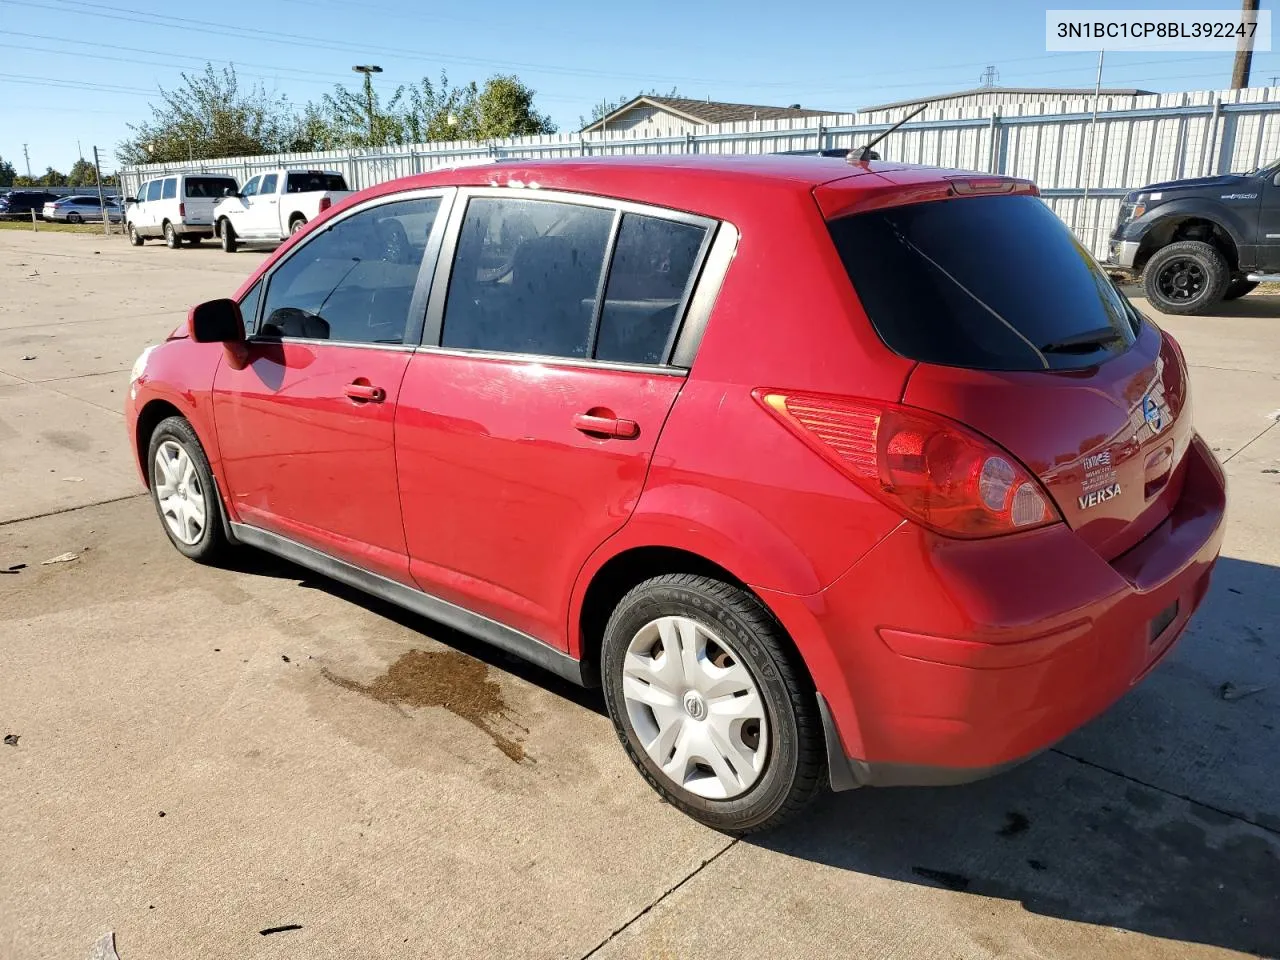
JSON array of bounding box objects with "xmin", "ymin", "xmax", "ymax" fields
[
  {"xmin": 13, "ymin": 175, "xmax": 36, "ymax": 187},
  {"xmin": 0, "ymin": 156, "xmax": 15, "ymax": 187},
  {"xmin": 66, "ymin": 158, "xmax": 99, "ymax": 187},
  {"xmin": 118, "ymin": 64, "xmax": 304, "ymax": 164},
  {"xmin": 38, "ymin": 167, "xmax": 67, "ymax": 186},
  {"xmin": 468, "ymin": 75, "xmax": 556, "ymax": 139},
  {"xmin": 313, "ymin": 77, "xmax": 405, "ymax": 149},
  {"xmin": 397, "ymin": 71, "xmax": 476, "ymax": 143}
]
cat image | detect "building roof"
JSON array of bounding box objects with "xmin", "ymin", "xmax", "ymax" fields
[
  {"xmin": 860, "ymin": 86, "xmax": 1156, "ymax": 113},
  {"xmin": 582, "ymin": 96, "xmax": 835, "ymax": 132}
]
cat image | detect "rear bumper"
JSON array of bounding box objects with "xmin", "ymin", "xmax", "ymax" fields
[
  {"xmin": 173, "ymin": 222, "xmax": 214, "ymax": 237},
  {"xmin": 765, "ymin": 434, "xmax": 1226, "ymax": 790}
]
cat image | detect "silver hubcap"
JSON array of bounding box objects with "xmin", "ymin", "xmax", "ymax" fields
[
  {"xmin": 622, "ymin": 615, "xmax": 768, "ymax": 800},
  {"xmin": 153, "ymin": 440, "xmax": 207, "ymax": 545}
]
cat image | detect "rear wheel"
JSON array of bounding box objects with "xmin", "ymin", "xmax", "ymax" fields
[
  {"xmin": 67, "ymin": 212, "xmax": 83, "ymax": 224},
  {"xmin": 146, "ymin": 416, "xmax": 229, "ymax": 564},
  {"xmin": 1223, "ymin": 277, "xmax": 1258, "ymax": 301},
  {"xmin": 600, "ymin": 573, "xmax": 825, "ymax": 834},
  {"xmin": 128, "ymin": 223, "xmax": 144, "ymax": 246},
  {"xmin": 164, "ymin": 221, "xmax": 180, "ymax": 249},
  {"xmin": 219, "ymin": 219, "xmax": 238, "ymax": 253},
  {"xmin": 289, "ymin": 215, "xmax": 307, "ymax": 235},
  {"xmin": 1142, "ymin": 240, "xmax": 1230, "ymax": 315}
]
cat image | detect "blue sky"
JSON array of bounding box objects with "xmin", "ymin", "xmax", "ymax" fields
[{"xmin": 2, "ymin": 0, "xmax": 1279, "ymax": 174}]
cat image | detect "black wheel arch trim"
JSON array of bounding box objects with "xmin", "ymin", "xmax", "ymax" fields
[
  {"xmin": 1132, "ymin": 199, "xmax": 1251, "ymax": 255},
  {"xmin": 817, "ymin": 691, "xmax": 1045, "ymax": 790},
  {"xmin": 228, "ymin": 523, "xmax": 589, "ymax": 686}
]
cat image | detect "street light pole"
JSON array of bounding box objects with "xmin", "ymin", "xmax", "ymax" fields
[{"xmin": 352, "ymin": 65, "xmax": 383, "ymax": 142}]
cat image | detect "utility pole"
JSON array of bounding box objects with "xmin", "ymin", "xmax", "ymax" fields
[
  {"xmin": 1081, "ymin": 51, "xmax": 1105, "ymax": 249},
  {"xmin": 22, "ymin": 143, "xmax": 31, "ymax": 179},
  {"xmin": 92, "ymin": 146, "xmax": 109, "ymax": 237},
  {"xmin": 979, "ymin": 65, "xmax": 999, "ymax": 88},
  {"xmin": 1231, "ymin": 0, "xmax": 1261, "ymax": 88},
  {"xmin": 352, "ymin": 65, "xmax": 383, "ymax": 143}
]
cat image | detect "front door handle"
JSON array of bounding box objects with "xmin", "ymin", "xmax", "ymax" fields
[
  {"xmin": 345, "ymin": 381, "xmax": 386, "ymax": 403},
  {"xmin": 573, "ymin": 412, "xmax": 640, "ymax": 439}
]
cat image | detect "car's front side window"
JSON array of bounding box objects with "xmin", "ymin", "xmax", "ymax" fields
[
  {"xmin": 258, "ymin": 195, "xmax": 442, "ymax": 345},
  {"xmin": 441, "ymin": 196, "xmax": 614, "ymax": 358}
]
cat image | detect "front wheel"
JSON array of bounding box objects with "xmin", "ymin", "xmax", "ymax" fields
[
  {"xmin": 128, "ymin": 223, "xmax": 144, "ymax": 246},
  {"xmin": 1142, "ymin": 240, "xmax": 1230, "ymax": 315},
  {"xmin": 146, "ymin": 416, "xmax": 229, "ymax": 564},
  {"xmin": 164, "ymin": 221, "xmax": 180, "ymax": 249},
  {"xmin": 600, "ymin": 574, "xmax": 825, "ymax": 834},
  {"xmin": 219, "ymin": 220, "xmax": 238, "ymax": 253},
  {"xmin": 1223, "ymin": 277, "xmax": 1258, "ymax": 301}
]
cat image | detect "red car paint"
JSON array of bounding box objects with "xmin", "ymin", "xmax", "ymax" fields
[{"xmin": 127, "ymin": 155, "xmax": 1226, "ymax": 785}]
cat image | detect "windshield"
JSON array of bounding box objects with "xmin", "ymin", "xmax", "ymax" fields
[{"xmin": 829, "ymin": 195, "xmax": 1139, "ymax": 372}]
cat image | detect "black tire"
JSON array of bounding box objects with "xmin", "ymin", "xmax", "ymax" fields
[
  {"xmin": 219, "ymin": 219, "xmax": 238, "ymax": 253},
  {"xmin": 289, "ymin": 215, "xmax": 307, "ymax": 235},
  {"xmin": 146, "ymin": 416, "xmax": 230, "ymax": 564},
  {"xmin": 128, "ymin": 223, "xmax": 144, "ymax": 246},
  {"xmin": 1223, "ymin": 277, "xmax": 1258, "ymax": 301},
  {"xmin": 67, "ymin": 212, "xmax": 83, "ymax": 224},
  {"xmin": 164, "ymin": 221, "xmax": 180, "ymax": 249},
  {"xmin": 600, "ymin": 574, "xmax": 825, "ymax": 834},
  {"xmin": 1142, "ymin": 240, "xmax": 1230, "ymax": 315}
]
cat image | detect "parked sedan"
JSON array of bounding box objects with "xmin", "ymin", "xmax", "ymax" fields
[
  {"xmin": 0, "ymin": 190, "xmax": 60, "ymax": 220},
  {"xmin": 126, "ymin": 156, "xmax": 1225, "ymax": 834},
  {"xmin": 41, "ymin": 195, "xmax": 123, "ymax": 223}
]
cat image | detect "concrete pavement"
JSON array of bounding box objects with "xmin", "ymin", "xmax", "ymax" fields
[{"xmin": 1, "ymin": 231, "xmax": 1277, "ymax": 959}]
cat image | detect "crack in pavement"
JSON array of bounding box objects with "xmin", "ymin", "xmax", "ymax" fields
[
  {"xmin": 1221, "ymin": 417, "xmax": 1279, "ymax": 465},
  {"xmin": 578, "ymin": 839, "xmax": 738, "ymax": 959},
  {"xmin": 0, "ymin": 493, "xmax": 147, "ymax": 528},
  {"xmin": 1051, "ymin": 747, "xmax": 1280, "ymax": 837}
]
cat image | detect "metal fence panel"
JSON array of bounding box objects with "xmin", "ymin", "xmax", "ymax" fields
[{"xmin": 120, "ymin": 86, "xmax": 1280, "ymax": 258}]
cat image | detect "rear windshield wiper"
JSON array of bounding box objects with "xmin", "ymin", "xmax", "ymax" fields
[{"xmin": 1039, "ymin": 327, "xmax": 1124, "ymax": 353}]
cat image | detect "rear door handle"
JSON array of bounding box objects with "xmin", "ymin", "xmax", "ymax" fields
[
  {"xmin": 345, "ymin": 382, "xmax": 386, "ymax": 403},
  {"xmin": 573, "ymin": 412, "xmax": 640, "ymax": 439}
]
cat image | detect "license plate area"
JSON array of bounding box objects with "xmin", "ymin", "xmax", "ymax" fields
[{"xmin": 1149, "ymin": 601, "xmax": 1179, "ymax": 644}]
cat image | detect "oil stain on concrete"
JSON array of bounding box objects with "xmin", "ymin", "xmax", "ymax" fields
[{"xmin": 324, "ymin": 649, "xmax": 526, "ymax": 762}]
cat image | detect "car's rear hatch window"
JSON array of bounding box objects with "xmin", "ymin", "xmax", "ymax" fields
[
  {"xmin": 828, "ymin": 194, "xmax": 1137, "ymax": 372},
  {"xmin": 830, "ymin": 193, "xmax": 1191, "ymax": 560}
]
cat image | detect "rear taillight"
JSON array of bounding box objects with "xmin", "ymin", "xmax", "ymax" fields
[
  {"xmin": 179, "ymin": 202, "xmax": 185, "ymax": 218},
  {"xmin": 318, "ymin": 197, "xmax": 332, "ymax": 213},
  {"xmin": 757, "ymin": 391, "xmax": 1060, "ymax": 539}
]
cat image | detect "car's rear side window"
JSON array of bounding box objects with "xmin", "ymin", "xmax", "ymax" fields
[
  {"xmin": 185, "ymin": 177, "xmax": 237, "ymax": 198},
  {"xmin": 595, "ymin": 214, "xmax": 708, "ymax": 365},
  {"xmin": 442, "ymin": 197, "xmax": 614, "ymax": 359},
  {"xmin": 145, "ymin": 181, "xmax": 163, "ymax": 202},
  {"xmin": 828, "ymin": 194, "xmax": 1138, "ymax": 371},
  {"xmin": 260, "ymin": 174, "xmax": 278, "ymax": 195},
  {"xmin": 161, "ymin": 178, "xmax": 177, "ymax": 200}
]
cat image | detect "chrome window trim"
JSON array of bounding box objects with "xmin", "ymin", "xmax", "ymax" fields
[
  {"xmin": 250, "ymin": 186, "xmax": 456, "ymax": 350},
  {"xmin": 422, "ymin": 186, "xmax": 721, "ymax": 370},
  {"xmin": 411, "ymin": 344, "xmax": 689, "ymax": 377}
]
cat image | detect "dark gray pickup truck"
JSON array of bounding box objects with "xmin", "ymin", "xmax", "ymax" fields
[{"xmin": 1107, "ymin": 163, "xmax": 1280, "ymax": 314}]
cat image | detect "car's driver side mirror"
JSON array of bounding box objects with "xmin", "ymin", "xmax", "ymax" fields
[{"xmin": 189, "ymin": 298, "xmax": 245, "ymax": 343}]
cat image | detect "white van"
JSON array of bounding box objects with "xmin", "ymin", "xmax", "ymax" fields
[{"xmin": 126, "ymin": 173, "xmax": 239, "ymax": 248}]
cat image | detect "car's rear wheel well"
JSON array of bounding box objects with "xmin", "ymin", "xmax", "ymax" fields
[
  {"xmin": 578, "ymin": 546, "xmax": 813, "ymax": 693},
  {"xmin": 1137, "ymin": 217, "xmax": 1239, "ymax": 273},
  {"xmin": 134, "ymin": 399, "xmax": 184, "ymax": 486},
  {"xmin": 289, "ymin": 212, "xmax": 306, "ymax": 226}
]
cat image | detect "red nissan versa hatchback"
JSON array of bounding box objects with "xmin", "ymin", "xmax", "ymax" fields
[{"xmin": 126, "ymin": 156, "xmax": 1226, "ymax": 833}]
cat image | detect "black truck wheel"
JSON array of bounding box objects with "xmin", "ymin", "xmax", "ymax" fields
[
  {"xmin": 1143, "ymin": 241, "xmax": 1230, "ymax": 315},
  {"xmin": 1223, "ymin": 277, "xmax": 1258, "ymax": 301}
]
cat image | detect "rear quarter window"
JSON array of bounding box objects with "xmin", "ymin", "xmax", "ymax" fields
[{"xmin": 828, "ymin": 194, "xmax": 1139, "ymax": 371}]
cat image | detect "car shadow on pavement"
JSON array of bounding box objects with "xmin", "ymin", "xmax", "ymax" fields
[
  {"xmin": 1201, "ymin": 293, "xmax": 1280, "ymax": 318},
  {"xmin": 220, "ymin": 548, "xmax": 607, "ymax": 716},
  {"xmin": 752, "ymin": 555, "xmax": 1280, "ymax": 957}
]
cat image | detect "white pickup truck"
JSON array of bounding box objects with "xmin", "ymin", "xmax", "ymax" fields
[{"xmin": 213, "ymin": 169, "xmax": 352, "ymax": 251}]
